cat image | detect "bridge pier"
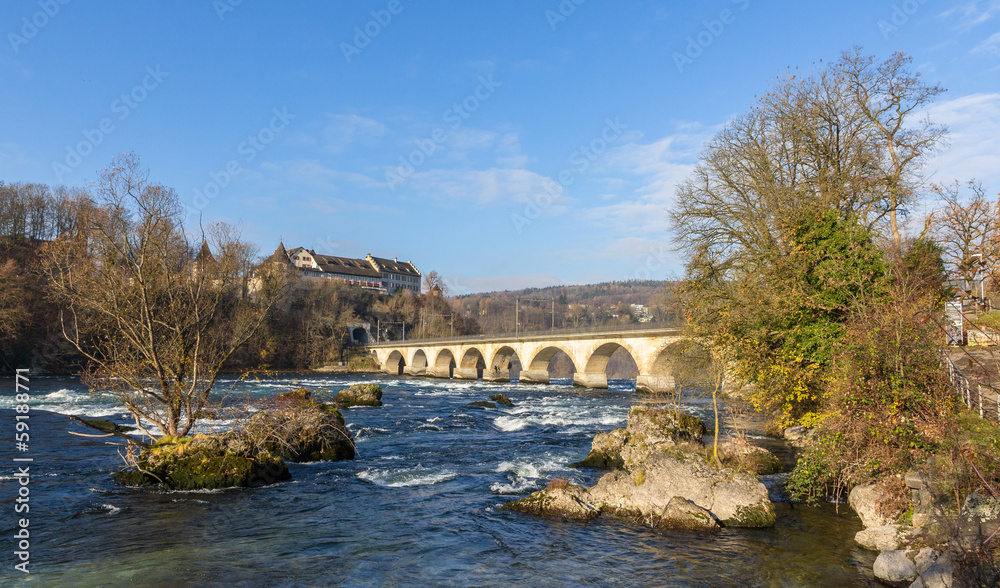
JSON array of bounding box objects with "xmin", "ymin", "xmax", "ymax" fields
[
  {"xmin": 518, "ymin": 369, "xmax": 549, "ymax": 385},
  {"xmin": 573, "ymin": 372, "xmax": 608, "ymax": 389},
  {"xmin": 636, "ymin": 374, "xmax": 675, "ymax": 395},
  {"xmin": 427, "ymin": 366, "xmax": 453, "ymax": 379},
  {"xmin": 484, "ymin": 369, "xmax": 509, "ymax": 383},
  {"xmin": 404, "ymin": 366, "xmax": 426, "ymax": 376},
  {"xmin": 454, "ymin": 367, "xmax": 481, "ymax": 380}
]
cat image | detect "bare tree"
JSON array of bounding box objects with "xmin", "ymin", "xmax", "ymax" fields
[
  {"xmin": 44, "ymin": 154, "xmax": 288, "ymax": 440},
  {"xmin": 836, "ymin": 48, "xmax": 947, "ymax": 257},
  {"xmin": 671, "ymin": 49, "xmax": 945, "ymax": 279},
  {"xmin": 931, "ymin": 180, "xmax": 997, "ymax": 300}
]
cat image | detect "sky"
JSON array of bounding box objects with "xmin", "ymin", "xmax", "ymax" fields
[{"xmin": 1, "ymin": 1, "xmax": 998, "ymax": 294}]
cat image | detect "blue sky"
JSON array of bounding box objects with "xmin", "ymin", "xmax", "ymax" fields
[{"xmin": 2, "ymin": 1, "xmax": 998, "ymax": 293}]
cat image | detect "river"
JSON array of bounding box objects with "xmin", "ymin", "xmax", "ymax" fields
[{"xmin": 0, "ymin": 374, "xmax": 876, "ymax": 587}]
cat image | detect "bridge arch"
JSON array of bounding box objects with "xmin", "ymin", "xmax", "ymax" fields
[
  {"xmin": 433, "ymin": 348, "xmax": 457, "ymax": 378},
  {"xmin": 526, "ymin": 345, "xmax": 578, "ymax": 373},
  {"xmin": 459, "ymin": 347, "xmax": 487, "ymax": 380},
  {"xmin": 581, "ymin": 341, "xmax": 641, "ymax": 375},
  {"xmin": 385, "ymin": 349, "xmax": 405, "ymax": 376},
  {"xmin": 410, "ymin": 349, "xmax": 429, "ymax": 371},
  {"xmin": 489, "ymin": 345, "xmax": 523, "ymax": 381}
]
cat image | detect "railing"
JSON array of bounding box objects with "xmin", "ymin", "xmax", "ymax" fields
[
  {"xmin": 944, "ymin": 352, "xmax": 1000, "ymax": 422},
  {"xmin": 368, "ymin": 322, "xmax": 683, "ymax": 346}
]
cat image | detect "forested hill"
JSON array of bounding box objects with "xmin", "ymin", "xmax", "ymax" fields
[
  {"xmin": 456, "ymin": 280, "xmax": 673, "ymax": 307},
  {"xmin": 452, "ymin": 280, "xmax": 683, "ymax": 334}
]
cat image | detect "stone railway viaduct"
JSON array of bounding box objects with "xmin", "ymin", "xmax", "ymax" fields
[{"xmin": 367, "ymin": 327, "xmax": 685, "ymax": 394}]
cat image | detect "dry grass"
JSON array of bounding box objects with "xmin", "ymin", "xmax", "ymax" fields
[{"xmin": 546, "ymin": 477, "xmax": 570, "ymax": 490}]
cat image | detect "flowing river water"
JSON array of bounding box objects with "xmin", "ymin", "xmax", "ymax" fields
[{"xmin": 1, "ymin": 374, "xmax": 877, "ymax": 587}]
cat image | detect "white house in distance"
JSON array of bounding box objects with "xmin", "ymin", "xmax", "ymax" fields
[
  {"xmin": 366, "ymin": 254, "xmax": 421, "ymax": 294},
  {"xmin": 267, "ymin": 243, "xmax": 421, "ymax": 294}
]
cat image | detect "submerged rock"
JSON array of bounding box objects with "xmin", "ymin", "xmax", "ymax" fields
[
  {"xmin": 335, "ymin": 383, "xmax": 383, "ymax": 408},
  {"xmin": 466, "ymin": 401, "xmax": 497, "ymax": 409},
  {"xmin": 490, "ymin": 394, "xmax": 514, "ymax": 408}
]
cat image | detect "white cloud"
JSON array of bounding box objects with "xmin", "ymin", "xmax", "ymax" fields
[
  {"xmin": 973, "ymin": 31, "xmax": 1000, "ymax": 55},
  {"xmin": 405, "ymin": 167, "xmax": 561, "ymax": 206},
  {"xmin": 940, "ymin": 0, "xmax": 1000, "ymax": 27},
  {"xmin": 321, "ymin": 113, "xmax": 388, "ymax": 153},
  {"xmin": 924, "ymin": 93, "xmax": 1000, "ymax": 188}
]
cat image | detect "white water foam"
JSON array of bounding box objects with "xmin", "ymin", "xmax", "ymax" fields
[{"xmin": 357, "ymin": 466, "xmax": 457, "ymax": 488}]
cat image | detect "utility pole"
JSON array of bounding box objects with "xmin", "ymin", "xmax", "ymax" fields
[{"xmin": 518, "ymin": 296, "xmax": 556, "ymax": 335}]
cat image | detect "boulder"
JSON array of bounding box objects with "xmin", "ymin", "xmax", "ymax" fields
[
  {"xmin": 910, "ymin": 552, "xmax": 952, "ymax": 588},
  {"xmin": 855, "ymin": 524, "xmax": 908, "ymax": 552},
  {"xmin": 466, "ymin": 401, "xmax": 496, "ymax": 409},
  {"xmin": 913, "ymin": 548, "xmax": 940, "ymax": 575},
  {"xmin": 335, "ymin": 383, "xmax": 383, "ymax": 408},
  {"xmin": 245, "ymin": 395, "xmax": 355, "ymax": 462},
  {"xmin": 571, "ymin": 406, "xmax": 706, "ymax": 470},
  {"xmin": 490, "ymin": 394, "xmax": 514, "ymax": 408},
  {"xmin": 112, "ymin": 434, "xmax": 290, "ymax": 491},
  {"xmin": 654, "ymin": 496, "xmax": 720, "ymax": 531},
  {"xmin": 500, "ymin": 485, "xmax": 600, "ymax": 521},
  {"xmin": 717, "ymin": 437, "xmax": 783, "ymax": 475},
  {"xmin": 874, "ymin": 550, "xmax": 918, "ymax": 586},
  {"xmin": 570, "ymin": 428, "xmax": 628, "ymax": 469},
  {"xmin": 586, "ymin": 452, "xmax": 775, "ymax": 528},
  {"xmin": 849, "ymin": 483, "xmax": 893, "ymax": 528}
]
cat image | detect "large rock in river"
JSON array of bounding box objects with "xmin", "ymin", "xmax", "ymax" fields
[
  {"xmin": 571, "ymin": 405, "xmax": 706, "ymax": 469},
  {"xmin": 506, "ymin": 451, "xmax": 775, "ymax": 529},
  {"xmin": 244, "ymin": 390, "xmax": 356, "ymax": 462},
  {"xmin": 335, "ymin": 383, "xmax": 383, "ymax": 408},
  {"xmin": 587, "ymin": 452, "xmax": 776, "ymax": 527},
  {"xmin": 112, "ymin": 434, "xmax": 290, "ymax": 491}
]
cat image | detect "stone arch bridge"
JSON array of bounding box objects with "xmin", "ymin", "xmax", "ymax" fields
[{"xmin": 367, "ymin": 327, "xmax": 685, "ymax": 394}]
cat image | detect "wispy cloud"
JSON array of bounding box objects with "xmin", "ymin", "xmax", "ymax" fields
[
  {"xmin": 972, "ymin": 31, "xmax": 1000, "ymax": 55},
  {"xmin": 321, "ymin": 113, "xmax": 388, "ymax": 153},
  {"xmin": 939, "ymin": 0, "xmax": 1000, "ymax": 28},
  {"xmin": 404, "ymin": 167, "xmax": 561, "ymax": 207},
  {"xmin": 924, "ymin": 93, "xmax": 1000, "ymax": 188}
]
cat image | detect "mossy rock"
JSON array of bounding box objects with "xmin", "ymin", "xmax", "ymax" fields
[
  {"xmin": 490, "ymin": 394, "xmax": 514, "ymax": 408},
  {"xmin": 722, "ymin": 502, "xmax": 777, "ymax": 528},
  {"xmin": 570, "ymin": 449, "xmax": 625, "ymax": 470},
  {"xmin": 112, "ymin": 435, "xmax": 291, "ymax": 491},
  {"xmin": 277, "ymin": 388, "xmax": 313, "ymax": 403},
  {"xmin": 335, "ymin": 383, "xmax": 383, "ymax": 408},
  {"xmin": 467, "ymin": 401, "xmax": 497, "ymax": 409}
]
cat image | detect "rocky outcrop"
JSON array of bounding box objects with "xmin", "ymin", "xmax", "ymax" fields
[
  {"xmin": 335, "ymin": 383, "xmax": 383, "ymax": 408},
  {"xmin": 490, "ymin": 394, "xmax": 515, "ymax": 407},
  {"xmin": 570, "ymin": 428, "xmax": 628, "ymax": 469},
  {"xmin": 717, "ymin": 437, "xmax": 784, "ymax": 475},
  {"xmin": 571, "ymin": 406, "xmax": 706, "ymax": 470},
  {"xmin": 655, "ymin": 496, "xmax": 720, "ymax": 531},
  {"xmin": 506, "ymin": 451, "xmax": 775, "ymax": 529},
  {"xmin": 112, "ymin": 434, "xmax": 290, "ymax": 491},
  {"xmin": 466, "ymin": 401, "xmax": 496, "ymax": 409},
  {"xmin": 500, "ymin": 485, "xmax": 600, "ymax": 521}
]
